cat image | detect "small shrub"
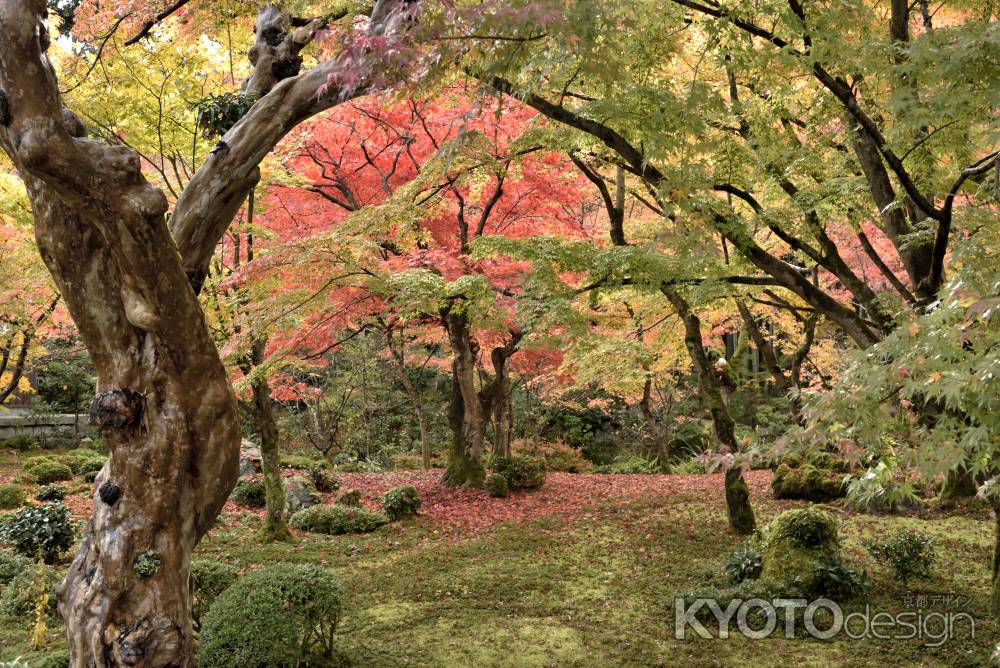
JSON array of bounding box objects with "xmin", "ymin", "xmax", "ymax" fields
[
  {"xmin": 231, "ymin": 478, "xmax": 266, "ymax": 508},
  {"xmin": 485, "ymin": 474, "xmax": 509, "ymax": 498},
  {"xmin": 198, "ymin": 563, "xmax": 343, "ymax": 668},
  {"xmin": 845, "ymin": 462, "xmax": 923, "ymax": 513},
  {"xmin": 381, "ymin": 485, "xmax": 421, "ymax": 521},
  {"xmin": 190, "ymin": 559, "xmax": 238, "ymax": 629},
  {"xmin": 725, "ymin": 542, "xmax": 763, "ymax": 584},
  {"xmin": 25, "ymin": 460, "xmax": 73, "ymax": 485},
  {"xmin": 306, "ymin": 465, "xmax": 339, "ymax": 493},
  {"xmin": 594, "ymin": 455, "xmax": 658, "ymax": 474},
  {"xmin": 0, "ymin": 547, "xmax": 29, "ymax": 585},
  {"xmin": 814, "ymin": 555, "xmax": 871, "ymax": 601},
  {"xmin": 513, "ymin": 441, "xmax": 591, "ymax": 473},
  {"xmin": 0, "ymin": 484, "xmax": 26, "ymax": 509},
  {"xmin": 35, "ymin": 650, "xmax": 70, "ymax": 668},
  {"xmin": 0, "ymin": 563, "xmax": 60, "ymax": 618},
  {"xmin": 0, "ymin": 435, "xmax": 37, "ymax": 451},
  {"xmin": 335, "ymin": 489, "xmax": 362, "ymax": 506},
  {"xmin": 392, "ymin": 452, "xmax": 425, "ymax": 470},
  {"xmin": 863, "ymin": 529, "xmax": 935, "ymax": 585},
  {"xmin": 289, "ymin": 504, "xmax": 387, "ymax": 535},
  {"xmin": 58, "ymin": 449, "xmax": 106, "ymax": 474},
  {"xmin": 490, "ymin": 455, "xmax": 546, "ymax": 490},
  {"xmin": 80, "ymin": 457, "xmax": 106, "ymax": 482},
  {"xmin": 0, "ymin": 502, "xmax": 74, "ymax": 563},
  {"xmin": 35, "ymin": 484, "xmax": 66, "ymax": 502}
]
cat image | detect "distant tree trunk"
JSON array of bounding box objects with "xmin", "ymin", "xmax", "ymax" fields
[
  {"xmin": 991, "ymin": 495, "xmax": 1000, "ymax": 616},
  {"xmin": 662, "ymin": 286, "xmax": 756, "ymax": 535},
  {"xmin": 387, "ymin": 328, "xmax": 432, "ymax": 468},
  {"xmin": 639, "ymin": 376, "xmax": 671, "ymax": 467},
  {"xmin": 441, "ymin": 309, "xmax": 486, "ymax": 486},
  {"xmin": 486, "ymin": 335, "xmax": 520, "ymax": 459},
  {"xmin": 243, "ymin": 337, "xmax": 290, "ymax": 542}
]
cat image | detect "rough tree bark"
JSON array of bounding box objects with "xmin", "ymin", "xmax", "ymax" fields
[
  {"xmin": 485, "ymin": 334, "xmax": 520, "ymax": 459},
  {"xmin": 441, "ymin": 307, "xmax": 487, "ymax": 486},
  {"xmin": 0, "ymin": 1, "xmax": 414, "ymax": 664},
  {"xmin": 0, "ymin": 4, "xmax": 241, "ymax": 662},
  {"xmin": 662, "ymin": 286, "xmax": 757, "ymax": 535}
]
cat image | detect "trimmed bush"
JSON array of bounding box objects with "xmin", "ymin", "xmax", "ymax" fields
[
  {"xmin": 863, "ymin": 529, "xmax": 935, "ymax": 584},
  {"xmin": 381, "ymin": 485, "xmax": 421, "ymax": 521},
  {"xmin": 0, "ymin": 483, "xmax": 26, "ymax": 509},
  {"xmin": 231, "ymin": 478, "xmax": 266, "ymax": 508},
  {"xmin": 335, "ymin": 489, "xmax": 362, "ymax": 507},
  {"xmin": 490, "ymin": 455, "xmax": 546, "ymax": 490},
  {"xmin": 0, "ymin": 502, "xmax": 75, "ymax": 563},
  {"xmin": 0, "ymin": 435, "xmax": 37, "ymax": 451},
  {"xmin": 485, "ymin": 474, "xmax": 509, "ymax": 498},
  {"xmin": 25, "ymin": 460, "xmax": 74, "ymax": 484},
  {"xmin": 58, "ymin": 448, "xmax": 106, "ymax": 474},
  {"xmin": 290, "ymin": 504, "xmax": 387, "ymax": 535},
  {"xmin": 0, "ymin": 563, "xmax": 60, "ymax": 618},
  {"xmin": 80, "ymin": 457, "xmax": 106, "ymax": 482},
  {"xmin": 35, "ymin": 484, "xmax": 66, "ymax": 502},
  {"xmin": 0, "ymin": 547, "xmax": 29, "ymax": 585},
  {"xmin": 191, "ymin": 558, "xmax": 239, "ymax": 629},
  {"xmin": 198, "ymin": 563, "xmax": 344, "ymax": 668}
]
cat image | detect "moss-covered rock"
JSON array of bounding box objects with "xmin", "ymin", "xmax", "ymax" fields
[
  {"xmin": 760, "ymin": 506, "xmax": 840, "ymax": 595},
  {"xmin": 772, "ymin": 453, "xmax": 848, "ymax": 502}
]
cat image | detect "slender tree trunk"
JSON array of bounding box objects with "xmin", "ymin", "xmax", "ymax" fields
[
  {"xmin": 387, "ymin": 329, "xmax": 432, "ymax": 468},
  {"xmin": 662, "ymin": 286, "xmax": 756, "ymax": 535},
  {"xmin": 441, "ymin": 309, "xmax": 486, "ymax": 486},
  {"xmin": 991, "ymin": 495, "xmax": 1000, "ymax": 616},
  {"xmin": 245, "ymin": 338, "xmax": 291, "ymax": 542},
  {"xmin": 488, "ymin": 344, "xmax": 516, "ymax": 458}
]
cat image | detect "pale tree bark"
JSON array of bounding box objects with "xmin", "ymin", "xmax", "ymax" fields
[{"xmin": 0, "ymin": 1, "xmax": 415, "ymax": 665}]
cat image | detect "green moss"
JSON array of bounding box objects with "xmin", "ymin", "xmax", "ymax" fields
[
  {"xmin": 772, "ymin": 460, "xmax": 847, "ymax": 502},
  {"xmin": 760, "ymin": 507, "xmax": 840, "ymax": 594}
]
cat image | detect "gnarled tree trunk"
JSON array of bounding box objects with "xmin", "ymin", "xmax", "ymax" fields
[
  {"xmin": 0, "ymin": 1, "xmax": 415, "ymax": 664},
  {"xmin": 0, "ymin": 6, "xmax": 241, "ymax": 663},
  {"xmin": 441, "ymin": 309, "xmax": 486, "ymax": 486}
]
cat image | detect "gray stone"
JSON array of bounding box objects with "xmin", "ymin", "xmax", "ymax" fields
[
  {"xmin": 284, "ymin": 476, "xmax": 321, "ymax": 514},
  {"xmin": 239, "ymin": 439, "xmax": 262, "ymax": 476}
]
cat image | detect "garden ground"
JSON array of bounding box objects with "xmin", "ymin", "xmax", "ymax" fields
[{"xmin": 1, "ymin": 450, "xmax": 996, "ymax": 667}]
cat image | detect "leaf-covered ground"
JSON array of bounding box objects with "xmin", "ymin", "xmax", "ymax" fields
[{"xmin": 1, "ymin": 451, "xmax": 996, "ymax": 666}]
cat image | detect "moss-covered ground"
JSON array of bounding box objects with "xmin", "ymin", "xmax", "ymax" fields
[{"xmin": 0, "ymin": 447, "xmax": 996, "ymax": 667}]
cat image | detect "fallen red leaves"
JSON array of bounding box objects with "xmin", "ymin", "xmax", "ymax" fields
[{"xmin": 62, "ymin": 469, "xmax": 775, "ymax": 539}]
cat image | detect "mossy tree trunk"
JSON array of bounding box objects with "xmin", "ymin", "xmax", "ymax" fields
[
  {"xmin": 662, "ymin": 286, "xmax": 757, "ymax": 535},
  {"xmin": 244, "ymin": 337, "xmax": 291, "ymax": 542},
  {"xmin": 441, "ymin": 309, "xmax": 486, "ymax": 487},
  {"xmin": 990, "ymin": 495, "xmax": 1000, "ymax": 617}
]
